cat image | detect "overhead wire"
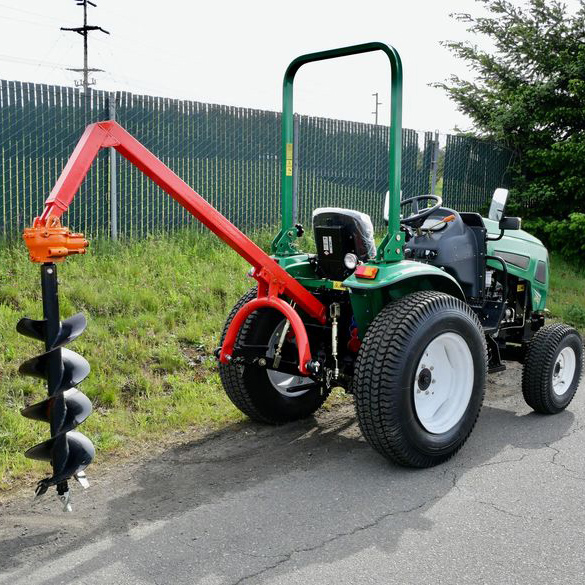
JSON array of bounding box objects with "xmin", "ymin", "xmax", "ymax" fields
[
  {"xmin": 0, "ymin": 2, "xmax": 199, "ymax": 100},
  {"xmin": 0, "ymin": 53, "xmax": 68, "ymax": 69},
  {"xmin": 0, "ymin": 14, "xmax": 61, "ymax": 28},
  {"xmin": 0, "ymin": 3, "xmax": 65, "ymax": 24}
]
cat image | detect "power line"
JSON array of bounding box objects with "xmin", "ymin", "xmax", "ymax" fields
[
  {"xmin": 0, "ymin": 14, "xmax": 62, "ymax": 28},
  {"xmin": 0, "ymin": 53, "xmax": 68, "ymax": 70},
  {"xmin": 61, "ymin": 0, "xmax": 110, "ymax": 92},
  {"xmin": 33, "ymin": 34, "xmax": 71, "ymax": 76},
  {"xmin": 0, "ymin": 3, "xmax": 65, "ymax": 24}
]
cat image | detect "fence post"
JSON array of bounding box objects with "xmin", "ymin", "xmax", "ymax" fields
[
  {"xmin": 108, "ymin": 92, "xmax": 118, "ymax": 240},
  {"xmin": 292, "ymin": 113, "xmax": 299, "ymax": 225},
  {"xmin": 430, "ymin": 130, "xmax": 440, "ymax": 195}
]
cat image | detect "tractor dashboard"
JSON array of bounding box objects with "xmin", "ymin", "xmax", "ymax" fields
[{"xmin": 404, "ymin": 208, "xmax": 487, "ymax": 300}]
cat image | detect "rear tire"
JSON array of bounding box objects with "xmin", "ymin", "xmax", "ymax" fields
[
  {"xmin": 353, "ymin": 291, "xmax": 487, "ymax": 468},
  {"xmin": 219, "ymin": 288, "xmax": 329, "ymax": 424},
  {"xmin": 522, "ymin": 324, "xmax": 583, "ymax": 414}
]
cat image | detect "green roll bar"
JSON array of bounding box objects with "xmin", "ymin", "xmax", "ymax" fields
[{"xmin": 271, "ymin": 41, "xmax": 404, "ymax": 263}]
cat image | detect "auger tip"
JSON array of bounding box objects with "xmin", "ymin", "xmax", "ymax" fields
[
  {"xmin": 34, "ymin": 480, "xmax": 49, "ymax": 499},
  {"xmin": 59, "ymin": 490, "xmax": 73, "ymax": 513}
]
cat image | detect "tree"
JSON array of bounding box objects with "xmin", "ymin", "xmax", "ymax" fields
[{"xmin": 437, "ymin": 0, "xmax": 585, "ymax": 219}]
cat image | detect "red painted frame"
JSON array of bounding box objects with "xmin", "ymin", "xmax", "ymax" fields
[{"xmin": 36, "ymin": 120, "xmax": 327, "ymax": 374}]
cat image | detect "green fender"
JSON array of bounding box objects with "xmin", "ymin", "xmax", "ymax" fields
[{"xmin": 342, "ymin": 260, "xmax": 465, "ymax": 338}]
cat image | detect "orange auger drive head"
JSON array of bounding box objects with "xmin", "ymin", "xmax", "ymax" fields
[{"xmin": 23, "ymin": 216, "xmax": 88, "ymax": 264}]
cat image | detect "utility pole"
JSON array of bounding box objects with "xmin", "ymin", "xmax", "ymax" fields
[
  {"xmin": 61, "ymin": 0, "xmax": 110, "ymax": 92},
  {"xmin": 371, "ymin": 93, "xmax": 383, "ymax": 196},
  {"xmin": 372, "ymin": 92, "xmax": 382, "ymax": 125},
  {"xmin": 430, "ymin": 130, "xmax": 440, "ymax": 195}
]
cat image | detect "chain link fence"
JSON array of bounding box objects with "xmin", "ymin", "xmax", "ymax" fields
[
  {"xmin": 0, "ymin": 80, "xmax": 514, "ymax": 238},
  {"xmin": 0, "ymin": 81, "xmax": 110, "ymax": 236}
]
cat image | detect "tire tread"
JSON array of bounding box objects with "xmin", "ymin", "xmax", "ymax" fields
[
  {"xmin": 218, "ymin": 288, "xmax": 328, "ymax": 424},
  {"xmin": 353, "ymin": 291, "xmax": 487, "ymax": 467},
  {"xmin": 522, "ymin": 323, "xmax": 583, "ymax": 414}
]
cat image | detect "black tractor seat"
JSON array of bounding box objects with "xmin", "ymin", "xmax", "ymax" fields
[{"xmin": 312, "ymin": 208, "xmax": 376, "ymax": 280}]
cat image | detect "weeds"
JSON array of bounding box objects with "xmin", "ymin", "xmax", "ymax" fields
[
  {"xmin": 1, "ymin": 235, "xmax": 584, "ymax": 490},
  {"xmin": 0, "ymin": 230, "xmax": 262, "ymax": 489},
  {"xmin": 547, "ymin": 254, "xmax": 585, "ymax": 332}
]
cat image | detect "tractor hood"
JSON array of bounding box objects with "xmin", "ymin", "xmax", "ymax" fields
[
  {"xmin": 484, "ymin": 218, "xmax": 544, "ymax": 246},
  {"xmin": 483, "ymin": 217, "xmax": 548, "ymax": 312}
]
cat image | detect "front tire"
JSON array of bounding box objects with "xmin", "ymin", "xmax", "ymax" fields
[
  {"xmin": 219, "ymin": 288, "xmax": 329, "ymax": 424},
  {"xmin": 353, "ymin": 291, "xmax": 487, "ymax": 468},
  {"xmin": 522, "ymin": 324, "xmax": 583, "ymax": 414}
]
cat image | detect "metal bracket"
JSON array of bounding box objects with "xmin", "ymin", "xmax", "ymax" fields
[
  {"xmin": 330, "ymin": 303, "xmax": 341, "ymax": 379},
  {"xmin": 271, "ymin": 227, "xmax": 299, "ymax": 256},
  {"xmin": 273, "ymin": 319, "xmax": 291, "ymax": 369}
]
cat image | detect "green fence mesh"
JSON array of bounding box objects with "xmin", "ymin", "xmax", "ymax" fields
[{"xmin": 0, "ymin": 81, "xmax": 514, "ymax": 237}]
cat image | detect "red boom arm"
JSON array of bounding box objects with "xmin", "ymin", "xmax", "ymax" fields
[{"xmin": 34, "ymin": 120, "xmax": 327, "ymax": 374}]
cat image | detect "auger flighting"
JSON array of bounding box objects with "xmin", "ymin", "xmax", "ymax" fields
[{"xmin": 18, "ymin": 219, "xmax": 93, "ymax": 511}]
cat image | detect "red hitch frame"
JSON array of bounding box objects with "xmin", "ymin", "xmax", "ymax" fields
[{"xmin": 33, "ymin": 120, "xmax": 327, "ymax": 375}]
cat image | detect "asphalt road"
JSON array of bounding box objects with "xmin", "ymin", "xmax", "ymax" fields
[{"xmin": 1, "ymin": 362, "xmax": 584, "ymax": 585}]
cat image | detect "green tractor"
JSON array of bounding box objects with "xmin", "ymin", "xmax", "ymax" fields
[
  {"xmin": 16, "ymin": 43, "xmax": 584, "ymax": 507},
  {"xmin": 218, "ymin": 42, "xmax": 584, "ymax": 467}
]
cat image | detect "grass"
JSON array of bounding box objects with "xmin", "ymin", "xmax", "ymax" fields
[
  {"xmin": 0, "ymin": 230, "xmax": 276, "ymax": 491},
  {"xmin": 1, "ymin": 234, "xmax": 584, "ymax": 492},
  {"xmin": 547, "ymin": 254, "xmax": 585, "ymax": 331}
]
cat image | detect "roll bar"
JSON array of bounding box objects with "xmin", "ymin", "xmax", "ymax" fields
[{"xmin": 272, "ymin": 42, "xmax": 404, "ymax": 262}]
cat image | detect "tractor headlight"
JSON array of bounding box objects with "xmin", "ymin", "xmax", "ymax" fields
[{"xmin": 343, "ymin": 253, "xmax": 358, "ymax": 271}]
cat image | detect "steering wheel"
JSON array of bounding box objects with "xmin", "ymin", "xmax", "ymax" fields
[{"xmin": 400, "ymin": 194, "xmax": 443, "ymax": 228}]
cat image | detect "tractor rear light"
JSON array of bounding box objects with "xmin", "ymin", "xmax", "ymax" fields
[
  {"xmin": 343, "ymin": 253, "xmax": 358, "ymax": 271},
  {"xmin": 355, "ymin": 265, "xmax": 378, "ymax": 279}
]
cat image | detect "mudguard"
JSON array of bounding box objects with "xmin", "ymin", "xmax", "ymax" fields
[{"xmin": 343, "ymin": 261, "xmax": 465, "ymax": 337}]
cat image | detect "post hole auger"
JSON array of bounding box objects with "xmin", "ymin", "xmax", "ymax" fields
[
  {"xmin": 18, "ymin": 221, "xmax": 92, "ymax": 511},
  {"xmin": 18, "ymin": 119, "xmax": 327, "ymax": 508}
]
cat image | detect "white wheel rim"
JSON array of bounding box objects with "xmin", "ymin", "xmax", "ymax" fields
[
  {"xmin": 552, "ymin": 347, "xmax": 577, "ymax": 396},
  {"xmin": 413, "ymin": 332, "xmax": 474, "ymax": 434},
  {"xmin": 266, "ymin": 321, "xmax": 313, "ymax": 397}
]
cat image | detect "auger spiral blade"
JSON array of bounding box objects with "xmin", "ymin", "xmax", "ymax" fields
[
  {"xmin": 25, "ymin": 431, "xmax": 95, "ymax": 478},
  {"xmin": 19, "ymin": 347, "xmax": 90, "ymax": 390},
  {"xmin": 30, "ymin": 431, "xmax": 95, "ymax": 502},
  {"xmin": 21, "ymin": 388, "xmax": 92, "ymax": 428},
  {"xmin": 16, "ymin": 317, "xmax": 46, "ymax": 342},
  {"xmin": 17, "ymin": 263, "xmax": 94, "ymax": 511},
  {"xmin": 17, "ymin": 313, "xmax": 87, "ymax": 347}
]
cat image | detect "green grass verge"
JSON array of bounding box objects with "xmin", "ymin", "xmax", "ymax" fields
[
  {"xmin": 547, "ymin": 254, "xmax": 585, "ymax": 331},
  {"xmin": 1, "ymin": 236, "xmax": 584, "ymax": 491},
  {"xmin": 0, "ymin": 231, "xmax": 279, "ymax": 490}
]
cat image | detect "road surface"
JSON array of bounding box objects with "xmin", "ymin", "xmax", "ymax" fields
[{"xmin": 1, "ymin": 363, "xmax": 584, "ymax": 584}]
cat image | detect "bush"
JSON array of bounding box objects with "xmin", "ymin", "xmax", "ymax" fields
[
  {"xmin": 438, "ymin": 2, "xmax": 585, "ymax": 221},
  {"xmin": 524, "ymin": 213, "xmax": 585, "ymax": 268}
]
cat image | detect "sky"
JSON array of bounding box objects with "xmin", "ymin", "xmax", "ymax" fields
[{"xmin": 0, "ymin": 1, "xmax": 580, "ymax": 134}]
